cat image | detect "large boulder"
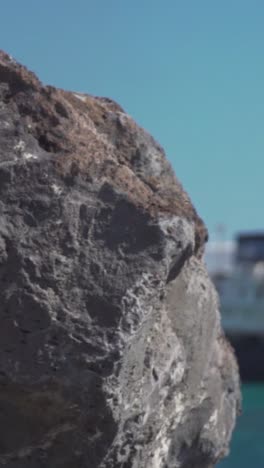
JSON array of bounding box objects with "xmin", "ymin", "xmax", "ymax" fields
[{"xmin": 0, "ymin": 51, "xmax": 240, "ymax": 468}]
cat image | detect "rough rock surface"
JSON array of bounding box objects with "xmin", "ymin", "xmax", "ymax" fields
[{"xmin": 0, "ymin": 50, "xmax": 240, "ymax": 468}]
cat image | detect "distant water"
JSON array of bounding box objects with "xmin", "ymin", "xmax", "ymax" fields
[{"xmin": 218, "ymin": 383, "xmax": 264, "ymax": 467}]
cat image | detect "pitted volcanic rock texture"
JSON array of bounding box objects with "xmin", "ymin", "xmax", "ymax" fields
[{"xmin": 0, "ymin": 51, "xmax": 240, "ymax": 468}]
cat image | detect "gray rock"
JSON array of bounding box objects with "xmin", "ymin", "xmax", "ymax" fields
[{"xmin": 0, "ymin": 50, "xmax": 240, "ymax": 468}]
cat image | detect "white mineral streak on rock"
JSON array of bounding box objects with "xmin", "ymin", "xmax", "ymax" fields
[
  {"xmin": 103, "ymin": 252, "xmax": 187, "ymax": 466},
  {"xmin": 14, "ymin": 140, "xmax": 25, "ymax": 152},
  {"xmin": 150, "ymin": 393, "xmax": 185, "ymax": 468},
  {"xmin": 119, "ymin": 272, "xmax": 157, "ymax": 337},
  {"xmin": 151, "ymin": 434, "xmax": 171, "ymax": 468},
  {"xmin": 51, "ymin": 184, "xmax": 63, "ymax": 195},
  {"xmin": 204, "ymin": 409, "xmax": 219, "ymax": 431},
  {"xmin": 13, "ymin": 141, "xmax": 38, "ymax": 161},
  {"xmin": 23, "ymin": 152, "xmax": 38, "ymax": 160},
  {"xmin": 73, "ymin": 92, "xmax": 87, "ymax": 102}
]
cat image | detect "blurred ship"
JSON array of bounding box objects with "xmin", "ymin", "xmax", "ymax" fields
[{"xmin": 206, "ymin": 232, "xmax": 264, "ymax": 381}]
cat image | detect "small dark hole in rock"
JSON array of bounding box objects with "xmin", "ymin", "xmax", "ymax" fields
[
  {"xmin": 55, "ymin": 101, "xmax": 69, "ymax": 118},
  {"xmin": 38, "ymin": 134, "xmax": 59, "ymax": 153},
  {"xmin": 152, "ymin": 368, "xmax": 159, "ymax": 381},
  {"xmin": 20, "ymin": 328, "xmax": 31, "ymax": 334},
  {"xmin": 86, "ymin": 427, "xmax": 94, "ymax": 435}
]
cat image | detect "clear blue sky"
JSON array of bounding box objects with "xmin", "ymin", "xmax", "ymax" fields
[{"xmin": 1, "ymin": 1, "xmax": 264, "ymax": 240}]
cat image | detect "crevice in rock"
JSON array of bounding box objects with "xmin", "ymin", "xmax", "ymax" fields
[{"xmin": 166, "ymin": 243, "xmax": 193, "ymax": 284}]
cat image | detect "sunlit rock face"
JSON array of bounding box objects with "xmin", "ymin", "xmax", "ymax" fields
[{"xmin": 0, "ymin": 50, "xmax": 240, "ymax": 468}]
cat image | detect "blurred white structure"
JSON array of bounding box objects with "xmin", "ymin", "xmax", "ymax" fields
[
  {"xmin": 205, "ymin": 240, "xmax": 236, "ymax": 275},
  {"xmin": 205, "ymin": 233, "xmax": 264, "ymax": 333}
]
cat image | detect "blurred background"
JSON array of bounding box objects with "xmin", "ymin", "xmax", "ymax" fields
[{"xmin": 1, "ymin": 1, "xmax": 264, "ymax": 466}]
